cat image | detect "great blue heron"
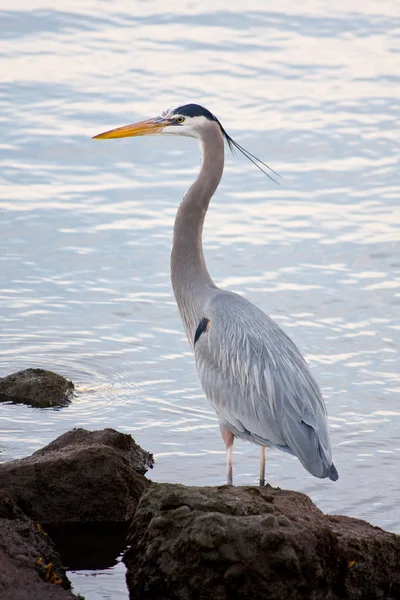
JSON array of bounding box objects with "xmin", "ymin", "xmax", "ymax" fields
[{"xmin": 93, "ymin": 103, "xmax": 338, "ymax": 486}]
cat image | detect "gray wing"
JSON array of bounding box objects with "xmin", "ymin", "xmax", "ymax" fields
[{"xmin": 194, "ymin": 290, "xmax": 337, "ymax": 480}]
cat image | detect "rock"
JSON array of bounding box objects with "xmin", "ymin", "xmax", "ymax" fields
[
  {"xmin": 0, "ymin": 368, "xmax": 74, "ymax": 408},
  {"xmin": 0, "ymin": 428, "xmax": 153, "ymax": 599},
  {"xmin": 124, "ymin": 483, "xmax": 400, "ymax": 600},
  {"xmin": 0, "ymin": 492, "xmax": 81, "ymax": 600},
  {"xmin": 33, "ymin": 427, "xmax": 154, "ymax": 476},
  {"xmin": 0, "ymin": 428, "xmax": 153, "ymax": 524}
]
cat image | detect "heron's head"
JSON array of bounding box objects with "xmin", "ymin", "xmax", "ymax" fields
[
  {"xmin": 93, "ymin": 103, "xmax": 222, "ymax": 141},
  {"xmin": 93, "ymin": 103, "xmax": 279, "ymax": 182}
]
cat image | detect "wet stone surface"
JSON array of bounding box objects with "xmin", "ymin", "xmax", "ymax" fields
[
  {"xmin": 0, "ymin": 427, "xmax": 154, "ymax": 599},
  {"xmin": 0, "ymin": 492, "xmax": 81, "ymax": 600},
  {"xmin": 0, "ymin": 368, "xmax": 74, "ymax": 408},
  {"xmin": 0, "ymin": 428, "xmax": 153, "ymax": 524},
  {"xmin": 124, "ymin": 483, "xmax": 400, "ymax": 600}
]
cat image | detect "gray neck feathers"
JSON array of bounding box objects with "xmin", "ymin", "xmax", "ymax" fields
[{"xmin": 171, "ymin": 122, "xmax": 224, "ymax": 345}]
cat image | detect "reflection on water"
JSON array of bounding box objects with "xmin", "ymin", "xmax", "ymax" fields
[
  {"xmin": 1, "ymin": 1, "xmax": 399, "ymax": 598},
  {"xmin": 46, "ymin": 522, "xmax": 129, "ymax": 570}
]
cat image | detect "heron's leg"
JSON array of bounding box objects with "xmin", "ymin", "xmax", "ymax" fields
[
  {"xmin": 259, "ymin": 446, "xmax": 266, "ymax": 487},
  {"xmin": 220, "ymin": 426, "xmax": 234, "ymax": 486}
]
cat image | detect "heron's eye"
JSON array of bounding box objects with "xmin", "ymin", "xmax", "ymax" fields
[{"xmin": 175, "ymin": 116, "xmax": 185, "ymax": 124}]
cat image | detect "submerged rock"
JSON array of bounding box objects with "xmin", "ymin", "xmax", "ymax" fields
[
  {"xmin": 124, "ymin": 483, "xmax": 400, "ymax": 600},
  {"xmin": 0, "ymin": 428, "xmax": 153, "ymax": 524},
  {"xmin": 0, "ymin": 368, "xmax": 74, "ymax": 408},
  {"xmin": 0, "ymin": 493, "xmax": 80, "ymax": 600}
]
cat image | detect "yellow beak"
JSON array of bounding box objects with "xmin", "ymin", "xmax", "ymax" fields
[{"xmin": 92, "ymin": 118, "xmax": 166, "ymax": 140}]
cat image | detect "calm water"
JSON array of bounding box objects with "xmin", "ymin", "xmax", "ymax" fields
[{"xmin": 1, "ymin": 1, "xmax": 399, "ymax": 598}]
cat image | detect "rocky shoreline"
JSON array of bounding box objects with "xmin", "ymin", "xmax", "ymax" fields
[
  {"xmin": 1, "ymin": 370, "xmax": 399, "ymax": 599},
  {"xmin": 0, "ymin": 427, "xmax": 153, "ymax": 600},
  {"xmin": 0, "ymin": 427, "xmax": 399, "ymax": 600}
]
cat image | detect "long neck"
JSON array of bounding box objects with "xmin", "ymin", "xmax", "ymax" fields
[{"xmin": 171, "ymin": 125, "xmax": 224, "ymax": 344}]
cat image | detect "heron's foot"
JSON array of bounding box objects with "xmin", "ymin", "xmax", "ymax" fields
[{"xmin": 259, "ymin": 478, "xmax": 265, "ymax": 487}]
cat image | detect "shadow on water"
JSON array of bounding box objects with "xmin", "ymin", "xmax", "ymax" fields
[{"xmin": 45, "ymin": 522, "xmax": 129, "ymax": 571}]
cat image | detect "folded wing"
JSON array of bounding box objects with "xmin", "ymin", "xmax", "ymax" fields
[{"xmin": 194, "ymin": 290, "xmax": 337, "ymax": 480}]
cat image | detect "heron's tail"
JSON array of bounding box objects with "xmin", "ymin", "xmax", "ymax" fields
[
  {"xmin": 282, "ymin": 413, "xmax": 339, "ymax": 481},
  {"xmin": 328, "ymin": 463, "xmax": 339, "ymax": 481}
]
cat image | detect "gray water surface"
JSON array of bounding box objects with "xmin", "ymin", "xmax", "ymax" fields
[{"xmin": 1, "ymin": 1, "xmax": 399, "ymax": 598}]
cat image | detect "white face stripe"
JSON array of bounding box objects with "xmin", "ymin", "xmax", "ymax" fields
[
  {"xmin": 175, "ymin": 115, "xmax": 211, "ymax": 125},
  {"xmin": 159, "ymin": 111, "xmax": 213, "ymax": 138}
]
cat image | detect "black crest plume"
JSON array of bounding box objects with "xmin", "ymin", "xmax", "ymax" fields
[{"xmin": 216, "ymin": 118, "xmax": 280, "ymax": 184}]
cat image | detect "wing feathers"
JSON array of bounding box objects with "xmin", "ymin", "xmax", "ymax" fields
[{"xmin": 195, "ymin": 291, "xmax": 337, "ymax": 480}]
